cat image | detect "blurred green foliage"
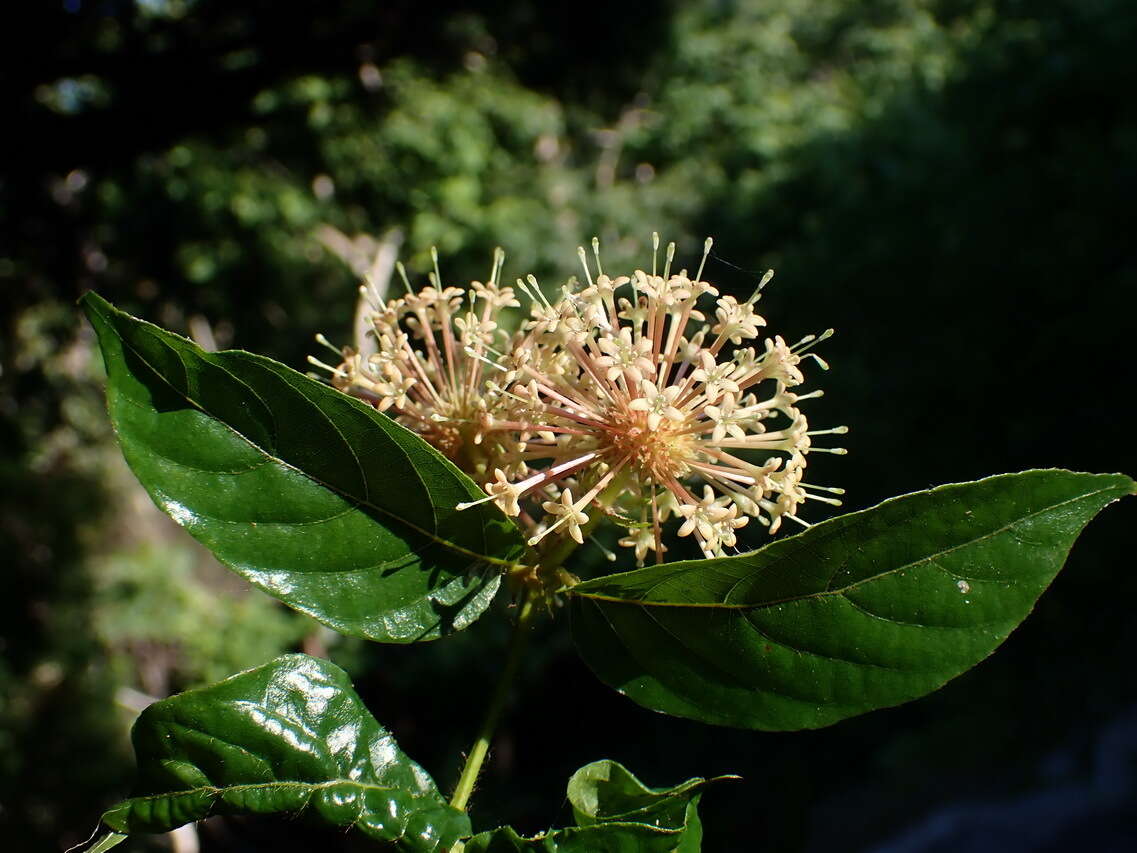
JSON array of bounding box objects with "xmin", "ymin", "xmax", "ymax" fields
[
  {"xmin": 90, "ymin": 545, "xmax": 309, "ymax": 690},
  {"xmin": 2, "ymin": 0, "xmax": 1134, "ymax": 850}
]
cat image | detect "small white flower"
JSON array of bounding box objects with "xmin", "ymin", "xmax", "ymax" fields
[
  {"xmin": 627, "ymin": 381, "xmax": 685, "ymax": 430},
  {"xmin": 540, "ymin": 489, "xmax": 589, "ymax": 544},
  {"xmin": 690, "ymin": 351, "xmax": 740, "ymax": 404},
  {"xmin": 595, "ymin": 327, "xmax": 656, "ymax": 383},
  {"xmin": 618, "ymin": 526, "xmax": 668, "ymax": 567},
  {"xmin": 486, "ymin": 469, "xmax": 522, "ymax": 517}
]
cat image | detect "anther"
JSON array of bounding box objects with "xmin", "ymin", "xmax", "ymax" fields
[
  {"xmin": 746, "ymin": 269, "xmax": 775, "ymax": 305},
  {"xmin": 431, "ymin": 246, "xmax": 442, "ymax": 288},
  {"xmin": 695, "ymin": 237, "xmax": 713, "ymax": 283},
  {"xmin": 307, "ymin": 355, "xmax": 345, "ymax": 378},
  {"xmin": 314, "ymin": 333, "xmax": 342, "ymax": 356},
  {"xmin": 577, "ymin": 245, "xmax": 593, "ymax": 286},
  {"xmin": 395, "ymin": 261, "xmax": 413, "ymax": 294},
  {"xmin": 491, "ymin": 247, "xmax": 506, "ymax": 287}
]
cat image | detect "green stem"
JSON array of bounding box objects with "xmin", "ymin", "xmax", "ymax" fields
[{"xmin": 450, "ymin": 592, "xmax": 538, "ymax": 814}]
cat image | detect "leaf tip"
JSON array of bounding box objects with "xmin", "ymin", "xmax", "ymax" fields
[{"xmin": 77, "ymin": 288, "xmax": 112, "ymax": 316}]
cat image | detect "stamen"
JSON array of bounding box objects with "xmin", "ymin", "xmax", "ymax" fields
[
  {"xmin": 491, "ymin": 247, "xmax": 506, "ymax": 287},
  {"xmin": 361, "ymin": 277, "xmax": 386, "ymax": 307},
  {"xmin": 516, "ymin": 452, "xmax": 600, "ymax": 493},
  {"xmin": 306, "ymin": 355, "xmax": 346, "ymax": 378},
  {"xmin": 478, "ymin": 339, "xmax": 509, "ymax": 359},
  {"xmin": 395, "ymin": 261, "xmax": 413, "ymax": 294},
  {"xmin": 803, "ymin": 492, "xmax": 843, "ymax": 506},
  {"xmin": 807, "ymin": 425, "xmax": 849, "ymax": 436},
  {"xmin": 746, "ymin": 269, "xmax": 775, "ymax": 305},
  {"xmin": 591, "ymin": 236, "xmax": 603, "ymax": 277},
  {"xmin": 577, "ymin": 246, "xmax": 594, "ymax": 286},
  {"xmin": 793, "ymin": 328, "xmax": 835, "ymax": 353},
  {"xmin": 527, "ymin": 274, "xmax": 555, "ymax": 310},
  {"xmin": 485, "ymin": 381, "xmax": 533, "ymax": 406},
  {"xmin": 463, "ymin": 346, "xmax": 509, "ymax": 372},
  {"xmin": 314, "ymin": 333, "xmax": 342, "ymax": 357},
  {"xmin": 514, "ymin": 276, "xmax": 538, "ymax": 304},
  {"xmin": 589, "ymin": 534, "xmax": 618, "ymax": 562},
  {"xmin": 652, "ymin": 231, "xmax": 660, "ymax": 277},
  {"xmin": 431, "ymin": 246, "xmax": 442, "ymax": 289},
  {"xmin": 455, "ymin": 492, "xmax": 498, "ymax": 511},
  {"xmin": 804, "ymin": 483, "xmax": 846, "ymax": 494},
  {"xmin": 695, "ymin": 237, "xmax": 713, "ymax": 283},
  {"xmin": 663, "ymin": 241, "xmax": 676, "ymax": 278}
]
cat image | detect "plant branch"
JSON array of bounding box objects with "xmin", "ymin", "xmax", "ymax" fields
[{"xmin": 449, "ymin": 592, "xmax": 538, "ymax": 815}]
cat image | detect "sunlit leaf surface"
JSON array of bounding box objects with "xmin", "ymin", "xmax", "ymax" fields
[
  {"xmin": 83, "ymin": 293, "xmax": 525, "ymax": 642},
  {"xmin": 100, "ymin": 655, "xmax": 470, "ymax": 851},
  {"xmin": 573, "ymin": 470, "xmax": 1134, "ymax": 729}
]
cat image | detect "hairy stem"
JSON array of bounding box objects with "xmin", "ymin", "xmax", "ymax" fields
[{"xmin": 450, "ymin": 592, "xmax": 538, "ymax": 815}]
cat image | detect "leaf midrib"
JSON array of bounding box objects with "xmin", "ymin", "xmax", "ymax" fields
[{"xmin": 574, "ymin": 484, "xmax": 1117, "ymax": 611}]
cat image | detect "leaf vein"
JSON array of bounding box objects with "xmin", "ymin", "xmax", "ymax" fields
[
  {"xmin": 838, "ymin": 590, "xmax": 1006, "ymax": 630},
  {"xmin": 740, "ymin": 612, "xmax": 909, "ymax": 674}
]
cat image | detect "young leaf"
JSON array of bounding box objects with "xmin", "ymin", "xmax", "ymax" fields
[
  {"xmin": 463, "ymin": 759, "xmax": 716, "ymax": 852},
  {"xmin": 81, "ymin": 293, "xmax": 526, "ymax": 642},
  {"xmin": 567, "ymin": 758, "xmax": 729, "ymax": 832},
  {"xmin": 98, "ymin": 654, "xmax": 470, "ymax": 851},
  {"xmin": 571, "ymin": 470, "xmax": 1134, "ymax": 730}
]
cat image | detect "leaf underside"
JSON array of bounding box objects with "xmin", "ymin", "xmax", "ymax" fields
[
  {"xmin": 82, "ymin": 293, "xmax": 526, "ymax": 642},
  {"xmin": 100, "ymin": 655, "xmax": 470, "ymax": 851},
  {"xmin": 572, "ymin": 469, "xmax": 1134, "ymax": 730}
]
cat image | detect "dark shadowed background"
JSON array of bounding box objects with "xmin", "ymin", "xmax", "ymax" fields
[{"xmin": 2, "ymin": 1, "xmax": 1135, "ymax": 850}]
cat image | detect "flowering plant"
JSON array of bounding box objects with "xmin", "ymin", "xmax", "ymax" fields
[
  {"xmin": 320, "ymin": 237, "xmax": 845, "ymax": 568},
  {"xmin": 78, "ymin": 238, "xmax": 1132, "ymax": 852}
]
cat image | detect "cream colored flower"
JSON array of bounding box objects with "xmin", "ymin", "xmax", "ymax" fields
[
  {"xmin": 540, "ymin": 489, "xmax": 589, "ymax": 545},
  {"xmin": 310, "ymin": 248, "xmax": 520, "ymax": 478},
  {"xmin": 474, "ymin": 235, "xmax": 846, "ymax": 559},
  {"xmin": 318, "ymin": 236, "xmax": 845, "ymax": 562}
]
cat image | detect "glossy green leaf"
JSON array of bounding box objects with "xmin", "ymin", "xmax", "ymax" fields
[
  {"xmin": 572, "ymin": 470, "xmax": 1134, "ymax": 730},
  {"xmin": 99, "ymin": 654, "xmax": 470, "ymax": 851},
  {"xmin": 464, "ymin": 759, "xmax": 716, "ymax": 852},
  {"xmin": 567, "ymin": 759, "xmax": 728, "ymax": 835},
  {"xmin": 82, "ymin": 293, "xmax": 526, "ymax": 642}
]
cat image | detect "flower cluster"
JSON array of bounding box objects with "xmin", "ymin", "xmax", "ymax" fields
[
  {"xmin": 314, "ymin": 236, "xmax": 845, "ymax": 564},
  {"xmin": 310, "ymin": 248, "xmax": 520, "ymax": 473}
]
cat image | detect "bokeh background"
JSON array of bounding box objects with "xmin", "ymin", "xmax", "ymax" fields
[{"xmin": 3, "ymin": 1, "xmax": 1136, "ymax": 850}]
